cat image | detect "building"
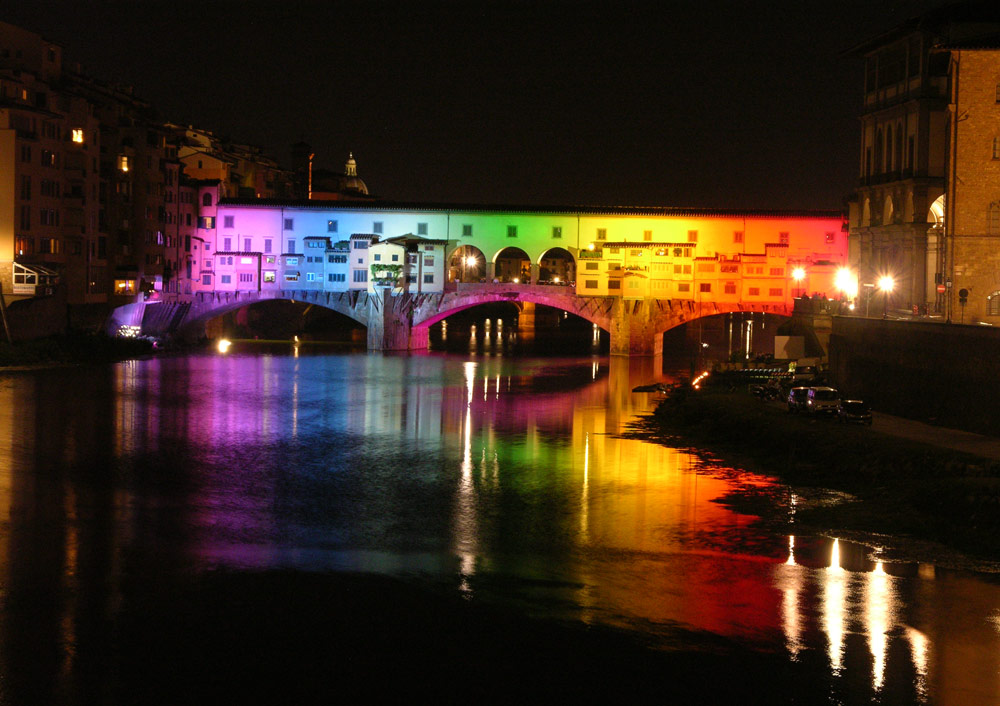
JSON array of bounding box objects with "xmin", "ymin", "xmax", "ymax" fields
[
  {"xmin": 0, "ymin": 21, "xmax": 105, "ymax": 304},
  {"xmin": 849, "ymin": 2, "xmax": 1000, "ymax": 320},
  {"xmin": 208, "ymin": 200, "xmax": 847, "ymax": 305}
]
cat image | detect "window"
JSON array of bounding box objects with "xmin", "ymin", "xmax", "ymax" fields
[
  {"xmin": 327, "ymin": 220, "xmax": 338, "ymax": 233},
  {"xmin": 989, "ymin": 203, "xmax": 1000, "ymax": 235},
  {"xmin": 20, "ymin": 204, "xmax": 30, "ymax": 230},
  {"xmin": 699, "ymin": 283, "xmax": 711, "ymax": 293},
  {"xmin": 749, "ymin": 287, "xmax": 760, "ymax": 296},
  {"xmin": 585, "ymin": 262, "xmax": 599, "ymax": 270},
  {"xmin": 720, "ymin": 264, "xmax": 738, "ymax": 273},
  {"xmin": 328, "ymin": 273, "xmax": 346, "ymax": 282},
  {"xmin": 462, "ymin": 224, "xmax": 473, "ymax": 237},
  {"xmin": 223, "ymin": 237, "xmax": 232, "ymax": 251},
  {"xmin": 643, "ymin": 230, "xmax": 652, "ymax": 241},
  {"xmin": 264, "ymin": 239, "xmax": 272, "ymax": 253},
  {"xmin": 996, "ymin": 84, "xmax": 1000, "ymax": 103},
  {"xmin": 423, "ymin": 274, "xmax": 434, "ymax": 284},
  {"xmin": 306, "ymin": 273, "xmax": 317, "ymax": 282},
  {"xmin": 353, "ymin": 240, "xmax": 368, "ymax": 249},
  {"xmin": 993, "ymin": 137, "xmax": 1000, "ymax": 160},
  {"xmin": 20, "ymin": 145, "xmax": 31, "ymax": 163},
  {"xmin": 284, "ymin": 273, "xmax": 299, "ymax": 282},
  {"xmin": 353, "ymin": 270, "xmax": 368, "ymax": 283},
  {"xmin": 391, "ymin": 254, "xmax": 398, "ymax": 262},
  {"xmin": 202, "ymin": 275, "xmax": 211, "ymax": 285},
  {"xmin": 117, "ymin": 154, "xmax": 129, "ymax": 172},
  {"xmin": 552, "ymin": 226, "xmax": 562, "ymax": 238},
  {"xmin": 328, "ymin": 254, "xmax": 347, "ymax": 263},
  {"xmin": 584, "ymin": 280, "xmax": 598, "ymax": 289},
  {"xmin": 373, "ymin": 221, "xmax": 383, "ymax": 234},
  {"xmin": 687, "ymin": 230, "xmax": 698, "ymax": 243},
  {"xmin": 19, "ymin": 176, "xmax": 30, "ymax": 200},
  {"xmin": 733, "ymin": 231, "xmax": 744, "ymax": 244},
  {"xmin": 286, "ymin": 257, "xmax": 298, "ymax": 265},
  {"xmin": 630, "ymin": 250, "xmax": 642, "ymax": 257},
  {"xmin": 307, "ymin": 240, "xmax": 325, "ymax": 248},
  {"xmin": 989, "ymin": 292, "xmax": 1000, "ymax": 315},
  {"xmin": 239, "ymin": 273, "xmax": 253, "ymax": 283},
  {"xmin": 72, "ymin": 128, "xmax": 84, "ymax": 143},
  {"xmin": 223, "ymin": 215, "xmax": 234, "ymax": 228},
  {"xmin": 417, "ymin": 222, "xmax": 428, "ymax": 235},
  {"xmin": 424, "ymin": 256, "xmax": 434, "ymax": 266},
  {"xmin": 221, "ymin": 275, "xmax": 231, "ymax": 284},
  {"xmin": 825, "ymin": 232, "xmax": 836, "ymax": 244},
  {"xmin": 202, "ymin": 193, "xmax": 212, "ymax": 207},
  {"xmin": 287, "ymin": 239, "xmax": 296, "ymax": 253},
  {"xmin": 779, "ymin": 232, "xmax": 790, "ymax": 245},
  {"xmin": 507, "ymin": 225, "xmax": 517, "ymax": 238},
  {"xmin": 678, "ymin": 283, "xmax": 690, "ymax": 292},
  {"xmin": 697, "ymin": 263, "xmax": 715, "ymax": 273},
  {"xmin": 769, "ymin": 288, "xmax": 783, "ymax": 297},
  {"xmin": 284, "ymin": 218, "xmax": 294, "ymax": 231},
  {"xmin": 770, "ymin": 267, "xmax": 784, "ymax": 276},
  {"xmin": 608, "ymin": 280, "xmax": 621, "ymax": 290},
  {"xmin": 597, "ymin": 228, "xmax": 607, "ymax": 240},
  {"xmin": 243, "ymin": 239, "xmax": 251, "ymax": 251},
  {"xmin": 724, "ymin": 282, "xmax": 737, "ymax": 294},
  {"xmin": 264, "ymin": 271, "xmax": 276, "ymax": 283},
  {"xmin": 198, "ymin": 216, "xmax": 215, "ymax": 229},
  {"xmin": 374, "ymin": 254, "xmax": 381, "ymax": 262}
]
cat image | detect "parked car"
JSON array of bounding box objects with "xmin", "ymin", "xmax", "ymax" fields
[
  {"xmin": 837, "ymin": 399, "xmax": 872, "ymax": 425},
  {"xmin": 787, "ymin": 386, "xmax": 810, "ymax": 413},
  {"xmin": 806, "ymin": 386, "xmax": 840, "ymax": 415}
]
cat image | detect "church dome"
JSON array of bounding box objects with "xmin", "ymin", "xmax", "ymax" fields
[{"xmin": 340, "ymin": 152, "xmax": 368, "ymax": 195}]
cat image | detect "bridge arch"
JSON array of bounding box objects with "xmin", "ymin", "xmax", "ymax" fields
[
  {"xmin": 447, "ymin": 245, "xmax": 488, "ymax": 283},
  {"xmin": 492, "ymin": 246, "xmax": 531, "ymax": 283},
  {"xmin": 538, "ymin": 246, "xmax": 575, "ymax": 284}
]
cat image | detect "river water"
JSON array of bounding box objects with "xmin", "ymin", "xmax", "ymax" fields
[{"xmin": 1, "ymin": 341, "xmax": 999, "ymax": 704}]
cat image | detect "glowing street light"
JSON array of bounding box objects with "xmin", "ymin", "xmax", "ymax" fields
[
  {"xmin": 791, "ymin": 267, "xmax": 806, "ymax": 298},
  {"xmin": 834, "ymin": 267, "xmax": 859, "ymax": 300},
  {"xmin": 878, "ymin": 275, "xmax": 895, "ymax": 318}
]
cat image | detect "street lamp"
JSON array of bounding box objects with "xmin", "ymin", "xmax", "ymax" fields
[
  {"xmin": 791, "ymin": 266, "xmax": 806, "ymax": 298},
  {"xmin": 878, "ymin": 275, "xmax": 895, "ymax": 318},
  {"xmin": 463, "ymin": 254, "xmax": 477, "ymax": 282}
]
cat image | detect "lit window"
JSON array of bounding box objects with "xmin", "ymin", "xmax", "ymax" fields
[
  {"xmin": 72, "ymin": 128, "xmax": 84, "ymax": 144},
  {"xmin": 264, "ymin": 271, "xmax": 276, "ymax": 283},
  {"xmin": 241, "ymin": 257, "xmax": 253, "ymax": 264},
  {"xmin": 117, "ymin": 155, "xmax": 129, "ymax": 172}
]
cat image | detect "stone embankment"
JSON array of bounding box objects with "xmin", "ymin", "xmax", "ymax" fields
[{"xmin": 630, "ymin": 382, "xmax": 1000, "ymax": 564}]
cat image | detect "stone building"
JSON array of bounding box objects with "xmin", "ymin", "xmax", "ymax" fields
[{"xmin": 849, "ymin": 2, "xmax": 1000, "ymax": 320}]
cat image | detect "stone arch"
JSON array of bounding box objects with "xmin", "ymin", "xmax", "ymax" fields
[
  {"xmin": 447, "ymin": 244, "xmax": 488, "ymax": 283},
  {"xmin": 882, "ymin": 195, "xmax": 894, "ymax": 225},
  {"xmin": 904, "ymin": 190, "xmax": 914, "ymax": 222},
  {"xmin": 927, "ymin": 194, "xmax": 945, "ymax": 225},
  {"xmin": 885, "ymin": 125, "xmax": 893, "ymax": 171},
  {"xmin": 492, "ymin": 246, "xmax": 531, "ymax": 283},
  {"xmin": 894, "ymin": 123, "xmax": 904, "ymax": 171},
  {"xmin": 875, "ymin": 128, "xmax": 883, "ymax": 173},
  {"xmin": 538, "ymin": 247, "xmax": 576, "ymax": 284},
  {"xmin": 412, "ymin": 289, "xmax": 611, "ymax": 332}
]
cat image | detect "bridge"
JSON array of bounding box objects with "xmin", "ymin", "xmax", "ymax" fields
[{"xmin": 118, "ymin": 282, "xmax": 795, "ymax": 356}]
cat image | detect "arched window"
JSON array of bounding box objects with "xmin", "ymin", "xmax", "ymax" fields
[
  {"xmin": 883, "ymin": 195, "xmax": 894, "ymax": 225},
  {"xmin": 874, "ymin": 129, "xmax": 883, "ymax": 174},
  {"xmin": 989, "ymin": 202, "xmax": 1000, "ymax": 235},
  {"xmin": 988, "ymin": 291, "xmax": 1000, "ymax": 316},
  {"xmin": 202, "ymin": 193, "xmax": 212, "ymax": 207},
  {"xmin": 895, "ymin": 127, "xmax": 904, "ymax": 171}
]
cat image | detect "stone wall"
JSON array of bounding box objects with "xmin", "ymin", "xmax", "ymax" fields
[{"xmin": 828, "ymin": 316, "xmax": 1000, "ymax": 435}]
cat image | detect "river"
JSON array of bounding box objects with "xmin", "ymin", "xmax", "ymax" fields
[{"xmin": 0, "ymin": 339, "xmax": 998, "ymax": 704}]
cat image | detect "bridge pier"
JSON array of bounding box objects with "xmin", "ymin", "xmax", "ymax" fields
[
  {"xmin": 610, "ymin": 299, "xmax": 663, "ymax": 357},
  {"xmin": 368, "ymin": 288, "xmax": 429, "ymax": 351}
]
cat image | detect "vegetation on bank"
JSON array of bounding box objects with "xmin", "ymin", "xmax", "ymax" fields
[
  {"xmin": 0, "ymin": 333, "xmax": 155, "ymax": 367},
  {"xmin": 629, "ymin": 379, "xmax": 1000, "ymax": 563}
]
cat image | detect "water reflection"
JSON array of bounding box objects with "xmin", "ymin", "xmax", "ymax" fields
[{"xmin": 0, "ymin": 352, "xmax": 999, "ymax": 704}]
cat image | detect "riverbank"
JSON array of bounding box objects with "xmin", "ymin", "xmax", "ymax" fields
[
  {"xmin": 0, "ymin": 332, "xmax": 154, "ymax": 367},
  {"xmin": 629, "ymin": 384, "xmax": 1000, "ymax": 566}
]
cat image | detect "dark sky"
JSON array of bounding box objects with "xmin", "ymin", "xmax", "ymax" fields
[{"xmin": 7, "ymin": 0, "xmax": 946, "ymax": 209}]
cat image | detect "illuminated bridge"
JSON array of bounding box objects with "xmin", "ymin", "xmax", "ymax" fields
[{"xmin": 109, "ymin": 200, "xmax": 849, "ymax": 356}]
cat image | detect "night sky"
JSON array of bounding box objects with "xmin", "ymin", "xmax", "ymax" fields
[{"xmin": 7, "ymin": 0, "xmax": 947, "ymax": 210}]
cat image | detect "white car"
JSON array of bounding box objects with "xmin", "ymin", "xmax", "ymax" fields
[{"xmin": 806, "ymin": 386, "xmax": 840, "ymax": 415}]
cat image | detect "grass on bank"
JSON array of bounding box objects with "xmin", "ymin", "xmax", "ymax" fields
[
  {"xmin": 0, "ymin": 333, "xmax": 154, "ymax": 367},
  {"xmin": 630, "ymin": 381, "xmax": 1000, "ymax": 561}
]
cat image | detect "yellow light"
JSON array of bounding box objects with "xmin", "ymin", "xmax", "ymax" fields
[
  {"xmin": 72, "ymin": 128, "xmax": 84, "ymax": 143},
  {"xmin": 587, "ymin": 243, "xmax": 595, "ymax": 251},
  {"xmin": 834, "ymin": 268, "xmax": 858, "ymax": 298},
  {"xmin": 791, "ymin": 267, "xmax": 806, "ymax": 282},
  {"xmin": 513, "ymin": 277, "xmax": 519, "ymax": 283},
  {"xmin": 465, "ymin": 256, "xmax": 477, "ymax": 267},
  {"xmin": 217, "ymin": 338, "xmax": 231, "ymax": 353},
  {"xmin": 878, "ymin": 275, "xmax": 895, "ymax": 293},
  {"xmin": 553, "ymin": 276, "xmax": 560, "ymax": 283}
]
